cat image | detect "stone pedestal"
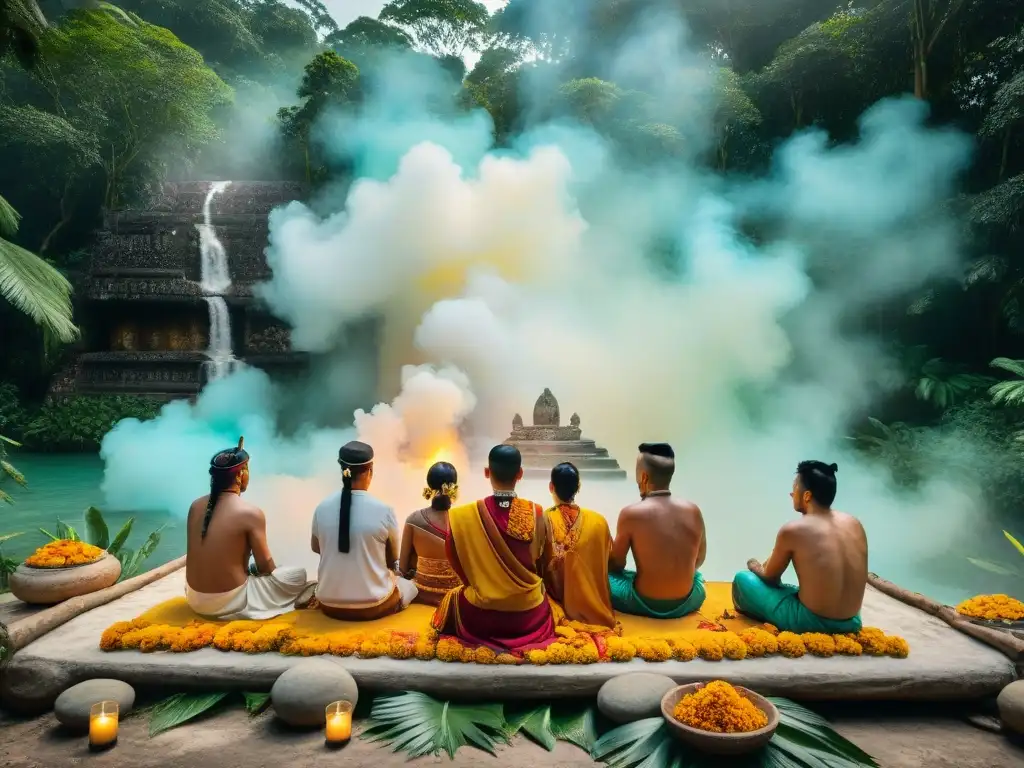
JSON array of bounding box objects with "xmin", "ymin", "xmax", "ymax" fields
[{"xmin": 505, "ymin": 390, "xmax": 626, "ymax": 479}]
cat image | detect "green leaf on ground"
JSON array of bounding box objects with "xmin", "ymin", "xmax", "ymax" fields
[
  {"xmin": 149, "ymin": 692, "xmax": 229, "ymax": 737},
  {"xmin": 243, "ymin": 692, "xmax": 271, "ymax": 716},
  {"xmin": 504, "ymin": 705, "xmax": 556, "ymax": 751},
  {"xmin": 363, "ymin": 691, "xmax": 507, "ymax": 759},
  {"xmin": 551, "ymin": 704, "xmax": 598, "ymax": 753}
]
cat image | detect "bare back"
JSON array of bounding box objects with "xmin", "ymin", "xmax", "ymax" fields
[
  {"xmin": 185, "ymin": 493, "xmax": 267, "ymax": 594},
  {"xmin": 614, "ymin": 496, "xmax": 705, "ymax": 601},
  {"xmin": 786, "ymin": 510, "xmax": 868, "ymax": 619},
  {"xmin": 398, "ymin": 508, "xmax": 449, "ymax": 575}
]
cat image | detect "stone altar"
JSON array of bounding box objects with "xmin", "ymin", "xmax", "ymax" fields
[{"xmin": 505, "ymin": 389, "xmax": 627, "ymax": 479}]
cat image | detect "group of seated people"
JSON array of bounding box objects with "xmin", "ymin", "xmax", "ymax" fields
[{"xmin": 184, "ymin": 438, "xmax": 868, "ymax": 653}]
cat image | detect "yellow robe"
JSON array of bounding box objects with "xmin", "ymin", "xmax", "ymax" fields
[
  {"xmin": 432, "ymin": 499, "xmax": 563, "ymax": 643},
  {"xmin": 542, "ymin": 505, "xmax": 616, "ymax": 629}
]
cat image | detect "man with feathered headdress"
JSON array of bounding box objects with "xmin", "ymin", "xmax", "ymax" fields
[{"xmin": 185, "ymin": 438, "xmax": 315, "ymax": 620}]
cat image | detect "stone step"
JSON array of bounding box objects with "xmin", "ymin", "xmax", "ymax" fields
[
  {"xmin": 520, "ymin": 455, "xmax": 623, "ymax": 470},
  {"xmin": 522, "ymin": 467, "xmax": 627, "ymax": 480},
  {"xmin": 508, "ymin": 440, "xmax": 605, "ymax": 453}
]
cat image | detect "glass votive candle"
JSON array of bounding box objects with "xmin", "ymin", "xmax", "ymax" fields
[
  {"xmin": 89, "ymin": 701, "xmax": 119, "ymax": 750},
  {"xmin": 324, "ymin": 700, "xmax": 353, "ymax": 747}
]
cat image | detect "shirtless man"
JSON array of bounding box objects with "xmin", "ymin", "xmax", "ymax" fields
[
  {"xmin": 185, "ymin": 438, "xmax": 314, "ymax": 620},
  {"xmin": 732, "ymin": 460, "xmax": 866, "ymax": 634},
  {"xmin": 608, "ymin": 443, "xmax": 707, "ymax": 618}
]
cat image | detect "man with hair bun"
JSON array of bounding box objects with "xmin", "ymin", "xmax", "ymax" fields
[
  {"xmin": 732, "ymin": 460, "xmax": 867, "ymax": 634},
  {"xmin": 608, "ymin": 443, "xmax": 708, "ymax": 618},
  {"xmin": 431, "ymin": 444, "xmax": 558, "ymax": 652},
  {"xmin": 185, "ymin": 437, "xmax": 314, "ymax": 620}
]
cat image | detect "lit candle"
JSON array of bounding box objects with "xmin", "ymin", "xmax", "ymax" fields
[
  {"xmin": 325, "ymin": 700, "xmax": 353, "ymax": 746},
  {"xmin": 89, "ymin": 701, "xmax": 119, "ymax": 750}
]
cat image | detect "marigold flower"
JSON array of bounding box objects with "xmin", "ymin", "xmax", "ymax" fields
[
  {"xmin": 762, "ymin": 624, "xmax": 780, "ymax": 636},
  {"xmin": 776, "ymin": 632, "xmax": 805, "ymax": 658},
  {"xmin": 495, "ymin": 652, "xmax": 519, "ymax": 665},
  {"xmin": 801, "ymin": 633, "xmax": 836, "ymax": 658},
  {"xmin": 475, "ymin": 647, "xmax": 497, "ymax": 664},
  {"xmin": 26, "ymin": 540, "xmax": 104, "ymax": 568},
  {"xmin": 834, "ymin": 635, "xmax": 862, "ymax": 655},
  {"xmin": 854, "ymin": 628, "xmax": 888, "ymax": 656},
  {"xmin": 696, "ymin": 634, "xmax": 724, "ymax": 661},
  {"xmin": 738, "ymin": 629, "xmax": 777, "ymax": 657},
  {"xmin": 956, "ymin": 594, "xmax": 1024, "ymax": 622},
  {"xmin": 885, "ymin": 635, "xmax": 910, "ymax": 658},
  {"xmin": 670, "ymin": 637, "xmax": 698, "ymax": 661},
  {"xmin": 605, "ymin": 637, "xmax": 637, "ymax": 662},
  {"xmin": 526, "ymin": 649, "xmax": 549, "ymax": 665},
  {"xmin": 672, "ymin": 681, "xmax": 768, "ymax": 734}
]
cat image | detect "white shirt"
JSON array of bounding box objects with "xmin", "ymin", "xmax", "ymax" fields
[{"xmin": 311, "ymin": 490, "xmax": 399, "ymax": 608}]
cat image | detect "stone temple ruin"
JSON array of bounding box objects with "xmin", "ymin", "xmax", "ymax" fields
[
  {"xmin": 504, "ymin": 389, "xmax": 626, "ymax": 479},
  {"xmin": 53, "ymin": 181, "xmax": 377, "ymax": 402}
]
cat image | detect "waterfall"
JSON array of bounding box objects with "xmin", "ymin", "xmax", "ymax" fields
[{"xmin": 197, "ymin": 181, "xmax": 242, "ymax": 382}]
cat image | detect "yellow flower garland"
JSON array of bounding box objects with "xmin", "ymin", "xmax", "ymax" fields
[
  {"xmin": 25, "ymin": 539, "xmax": 104, "ymax": 568},
  {"xmin": 100, "ymin": 618, "xmax": 911, "ymax": 665},
  {"xmin": 956, "ymin": 594, "xmax": 1024, "ymax": 622}
]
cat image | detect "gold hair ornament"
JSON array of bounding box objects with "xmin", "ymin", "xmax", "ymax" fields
[
  {"xmin": 422, "ymin": 482, "xmax": 459, "ymax": 502},
  {"xmin": 342, "ymin": 468, "xmax": 352, "ymax": 479}
]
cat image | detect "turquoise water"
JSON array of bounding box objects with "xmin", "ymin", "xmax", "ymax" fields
[
  {"xmin": 0, "ymin": 453, "xmax": 180, "ymax": 568},
  {"xmin": 0, "ymin": 454, "xmax": 1018, "ymax": 606}
]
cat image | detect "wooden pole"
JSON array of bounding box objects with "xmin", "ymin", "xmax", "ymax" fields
[
  {"xmin": 868, "ymin": 572, "xmax": 1024, "ymax": 661},
  {"xmin": 7, "ymin": 556, "xmax": 185, "ymax": 652}
]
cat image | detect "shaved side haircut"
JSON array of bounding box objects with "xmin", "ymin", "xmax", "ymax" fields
[{"xmin": 639, "ymin": 442, "xmax": 675, "ymax": 489}]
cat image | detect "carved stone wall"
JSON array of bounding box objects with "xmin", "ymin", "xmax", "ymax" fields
[{"xmin": 68, "ymin": 180, "xmax": 313, "ymax": 399}]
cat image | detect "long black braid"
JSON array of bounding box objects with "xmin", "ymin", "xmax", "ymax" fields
[
  {"xmin": 337, "ymin": 440, "xmax": 373, "ymax": 553},
  {"xmin": 202, "ymin": 443, "xmax": 249, "ymax": 539}
]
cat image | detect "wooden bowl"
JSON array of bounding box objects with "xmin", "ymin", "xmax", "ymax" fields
[
  {"xmin": 660, "ymin": 683, "xmax": 779, "ymax": 756},
  {"xmin": 9, "ymin": 552, "xmax": 121, "ymax": 605}
]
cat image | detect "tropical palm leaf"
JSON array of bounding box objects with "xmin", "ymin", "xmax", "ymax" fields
[
  {"xmin": 591, "ymin": 698, "xmax": 878, "ymax": 768},
  {"xmin": 1004, "ymin": 530, "xmax": 1024, "ymax": 557},
  {"xmin": 1, "ymin": 459, "xmax": 25, "ymax": 486},
  {"xmin": 989, "ymin": 358, "xmax": 1024, "ymax": 406},
  {"xmin": 915, "ymin": 359, "xmax": 994, "ymax": 410},
  {"xmin": 364, "ymin": 691, "xmax": 507, "ymax": 759},
  {"xmin": 504, "ymin": 705, "xmax": 557, "ymax": 751},
  {"xmin": 0, "ymin": 219, "xmax": 79, "ymax": 343},
  {"xmin": 551, "ymin": 704, "xmax": 598, "ymax": 752}
]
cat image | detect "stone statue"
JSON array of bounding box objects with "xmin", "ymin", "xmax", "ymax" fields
[
  {"xmin": 533, "ymin": 388, "xmax": 560, "ymax": 427},
  {"xmin": 512, "ymin": 413, "xmax": 523, "ymax": 429},
  {"xmin": 570, "ymin": 413, "xmax": 580, "ymax": 429}
]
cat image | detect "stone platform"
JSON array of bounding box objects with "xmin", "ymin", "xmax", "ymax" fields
[{"xmin": 1, "ymin": 570, "xmax": 1016, "ymax": 715}]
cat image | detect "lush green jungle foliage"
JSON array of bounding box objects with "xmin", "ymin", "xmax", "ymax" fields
[{"xmin": 0, "ymin": 1, "xmax": 1023, "ymax": 521}]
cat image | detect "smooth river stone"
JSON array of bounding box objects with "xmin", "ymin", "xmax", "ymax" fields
[
  {"xmin": 997, "ymin": 680, "xmax": 1024, "ymax": 735},
  {"xmin": 271, "ymin": 658, "xmax": 359, "ymax": 727},
  {"xmin": 597, "ymin": 672, "xmax": 677, "ymax": 724},
  {"xmin": 54, "ymin": 679, "xmax": 135, "ymax": 732}
]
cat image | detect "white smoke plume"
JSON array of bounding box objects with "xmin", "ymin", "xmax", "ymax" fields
[{"xmin": 99, "ymin": 9, "xmax": 986, "ymax": 600}]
